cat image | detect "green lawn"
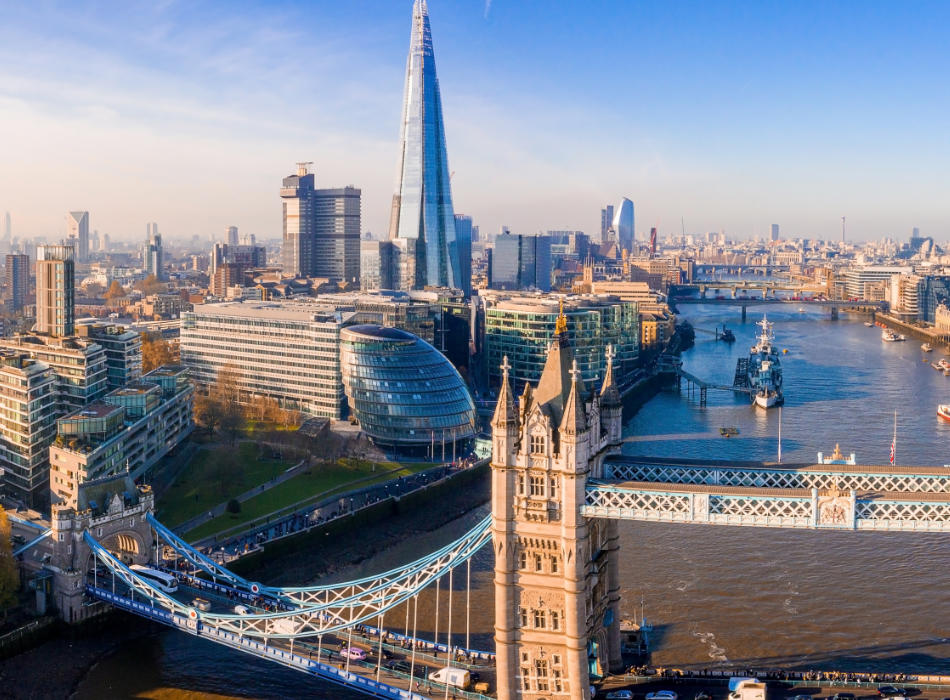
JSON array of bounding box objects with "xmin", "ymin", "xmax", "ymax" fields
[
  {"xmin": 183, "ymin": 459, "xmax": 434, "ymax": 542},
  {"xmin": 156, "ymin": 442, "xmax": 294, "ymax": 527}
]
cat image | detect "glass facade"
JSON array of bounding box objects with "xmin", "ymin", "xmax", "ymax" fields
[
  {"xmin": 483, "ymin": 295, "xmax": 639, "ymax": 390},
  {"xmin": 389, "ymin": 0, "xmax": 461, "ymax": 291},
  {"xmin": 340, "ymin": 325, "xmax": 475, "ymax": 448}
]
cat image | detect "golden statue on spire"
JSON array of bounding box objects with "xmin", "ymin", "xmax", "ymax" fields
[{"xmin": 555, "ymin": 299, "xmax": 567, "ymax": 335}]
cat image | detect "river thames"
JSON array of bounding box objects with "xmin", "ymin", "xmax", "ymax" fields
[{"xmin": 74, "ymin": 305, "xmax": 950, "ymax": 698}]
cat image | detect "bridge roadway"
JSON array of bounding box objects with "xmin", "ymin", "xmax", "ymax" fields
[
  {"xmin": 583, "ymin": 457, "xmax": 950, "ymax": 531},
  {"xmin": 91, "ymin": 571, "xmax": 497, "ymax": 700}
]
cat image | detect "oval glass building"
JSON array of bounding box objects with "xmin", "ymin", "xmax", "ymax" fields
[{"xmin": 340, "ymin": 324, "xmax": 476, "ymax": 454}]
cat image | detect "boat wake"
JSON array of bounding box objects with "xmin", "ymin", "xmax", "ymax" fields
[{"xmin": 693, "ymin": 631, "xmax": 729, "ymax": 662}]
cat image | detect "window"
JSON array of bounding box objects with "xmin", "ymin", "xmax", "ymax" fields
[
  {"xmin": 551, "ymin": 610, "xmax": 560, "ymax": 630},
  {"xmin": 517, "ymin": 474, "xmax": 525, "ymax": 495},
  {"xmin": 530, "ymin": 434, "xmax": 545, "ymax": 454},
  {"xmin": 522, "ymin": 673, "xmax": 530, "ymax": 691},
  {"xmin": 536, "ymin": 659, "xmax": 549, "ymax": 691},
  {"xmin": 552, "ymin": 654, "xmax": 561, "ymax": 666},
  {"xmin": 551, "ymin": 556, "xmax": 559, "ymax": 573},
  {"xmin": 520, "ymin": 607, "xmax": 528, "ymax": 627},
  {"xmin": 549, "ymin": 476, "xmax": 559, "ymax": 498},
  {"xmin": 519, "ymin": 550, "xmax": 527, "ymax": 569},
  {"xmin": 534, "ymin": 609, "xmax": 546, "ymax": 628},
  {"xmin": 535, "ymin": 554, "xmax": 543, "ymax": 572},
  {"xmin": 530, "ymin": 475, "xmax": 545, "ymax": 497}
]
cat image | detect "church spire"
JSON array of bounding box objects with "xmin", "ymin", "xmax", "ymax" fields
[{"xmin": 600, "ymin": 343, "xmax": 621, "ymax": 408}]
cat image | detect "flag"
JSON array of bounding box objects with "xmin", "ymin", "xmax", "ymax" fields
[{"xmin": 889, "ymin": 440, "xmax": 895, "ymax": 465}]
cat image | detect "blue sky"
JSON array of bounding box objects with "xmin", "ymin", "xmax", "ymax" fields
[{"xmin": 1, "ymin": 1, "xmax": 948, "ymax": 243}]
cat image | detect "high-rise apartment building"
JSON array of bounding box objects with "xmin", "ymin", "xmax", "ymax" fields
[
  {"xmin": 226, "ymin": 225, "xmax": 239, "ymax": 246},
  {"xmin": 388, "ymin": 0, "xmax": 462, "ymax": 291},
  {"xmin": 281, "ymin": 162, "xmax": 316, "ymax": 277},
  {"xmin": 77, "ymin": 322, "xmax": 143, "ymax": 390},
  {"xmin": 314, "ymin": 186, "xmax": 361, "ymax": 283},
  {"xmin": 36, "ymin": 244, "xmax": 75, "ymax": 337},
  {"xmin": 771, "ymin": 224, "xmax": 780, "ymax": 242},
  {"xmin": 6, "ymin": 253, "xmax": 29, "ymax": 312},
  {"xmin": 143, "ymin": 233, "xmax": 164, "ymax": 280},
  {"xmin": 67, "ymin": 211, "xmax": 89, "ymax": 262}
]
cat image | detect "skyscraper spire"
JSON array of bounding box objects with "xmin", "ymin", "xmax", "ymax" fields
[{"xmin": 389, "ymin": 0, "xmax": 461, "ymax": 291}]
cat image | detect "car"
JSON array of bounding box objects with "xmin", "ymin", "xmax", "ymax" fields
[
  {"xmin": 232, "ymin": 604, "xmax": 250, "ymax": 615},
  {"xmin": 339, "ymin": 646, "xmax": 367, "ymax": 661},
  {"xmin": 647, "ymin": 692, "xmax": 678, "ymax": 700},
  {"xmin": 832, "ymin": 694, "xmax": 856, "ymax": 700},
  {"xmin": 606, "ymin": 692, "xmax": 634, "ymax": 700},
  {"xmin": 878, "ymin": 688, "xmax": 904, "ymax": 697},
  {"xmin": 790, "ymin": 695, "xmax": 811, "ymax": 700},
  {"xmin": 191, "ymin": 597, "xmax": 211, "ymax": 612},
  {"xmin": 695, "ymin": 692, "xmax": 714, "ymax": 700},
  {"xmin": 387, "ymin": 660, "xmax": 428, "ymax": 676}
]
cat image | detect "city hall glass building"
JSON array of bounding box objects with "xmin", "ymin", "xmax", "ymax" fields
[{"xmin": 340, "ymin": 325, "xmax": 475, "ymax": 452}]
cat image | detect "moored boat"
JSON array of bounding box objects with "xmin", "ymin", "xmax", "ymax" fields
[
  {"xmin": 938, "ymin": 405, "xmax": 950, "ymax": 422},
  {"xmin": 864, "ymin": 321, "xmax": 874, "ymax": 327},
  {"xmin": 922, "ymin": 343, "xmax": 934, "ymax": 352}
]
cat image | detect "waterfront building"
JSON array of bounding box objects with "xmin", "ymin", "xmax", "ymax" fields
[
  {"xmin": 143, "ymin": 233, "xmax": 164, "ymax": 280},
  {"xmin": 314, "ymin": 186, "xmax": 361, "ymax": 284},
  {"xmin": 340, "ymin": 325, "xmax": 475, "ymax": 453},
  {"xmin": 490, "ymin": 232, "xmax": 552, "ymax": 292},
  {"xmin": 66, "ymin": 211, "xmax": 89, "ymax": 262},
  {"xmin": 844, "ymin": 265, "xmax": 912, "ymax": 300},
  {"xmin": 281, "ymin": 162, "xmax": 317, "ymax": 277},
  {"xmin": 0, "ymin": 351, "xmax": 58, "ymax": 507},
  {"xmin": 6, "ymin": 253, "xmax": 29, "ymax": 312},
  {"xmin": 479, "ymin": 291, "xmax": 639, "ymax": 391},
  {"xmin": 639, "ymin": 310, "xmax": 676, "ymax": 350},
  {"xmin": 49, "ymin": 365, "xmax": 193, "ymax": 509},
  {"xmin": 36, "ymin": 244, "xmax": 75, "ymax": 337},
  {"xmin": 76, "ymin": 322, "xmax": 143, "ymax": 390},
  {"xmin": 388, "ymin": 0, "xmax": 462, "ymax": 291},
  {"xmin": 181, "ymin": 301, "xmax": 346, "ymax": 418},
  {"xmin": 612, "ymin": 197, "xmax": 634, "ymax": 251},
  {"xmin": 360, "ymin": 240, "xmax": 394, "ymax": 291}
]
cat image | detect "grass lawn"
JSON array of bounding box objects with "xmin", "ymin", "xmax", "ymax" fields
[
  {"xmin": 156, "ymin": 442, "xmax": 294, "ymax": 527},
  {"xmin": 183, "ymin": 459, "xmax": 434, "ymax": 542}
]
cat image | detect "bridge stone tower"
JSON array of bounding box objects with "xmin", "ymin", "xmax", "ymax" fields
[{"xmin": 492, "ymin": 312, "xmax": 624, "ymax": 700}]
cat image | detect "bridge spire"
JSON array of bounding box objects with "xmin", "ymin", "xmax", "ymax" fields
[
  {"xmin": 600, "ymin": 343, "xmax": 621, "ymax": 408},
  {"xmin": 492, "ymin": 355, "xmax": 517, "ymax": 428},
  {"xmin": 560, "ymin": 358, "xmax": 587, "ymax": 435}
]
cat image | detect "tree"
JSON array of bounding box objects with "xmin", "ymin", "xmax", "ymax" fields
[
  {"xmin": 141, "ymin": 333, "xmax": 176, "ymax": 372},
  {"xmin": 136, "ymin": 274, "xmax": 167, "ymax": 296},
  {"xmin": 104, "ymin": 280, "xmax": 127, "ymax": 302},
  {"xmin": 194, "ymin": 392, "xmax": 223, "ymax": 436},
  {"xmin": 83, "ymin": 282, "xmax": 105, "ymax": 298},
  {"xmin": 226, "ymin": 499, "xmax": 241, "ymax": 514},
  {"xmin": 0, "ymin": 507, "xmax": 20, "ymax": 619}
]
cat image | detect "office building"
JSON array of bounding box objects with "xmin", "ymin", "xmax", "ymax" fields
[
  {"xmin": 917, "ymin": 275, "xmax": 950, "ymax": 324},
  {"xmin": 340, "ymin": 325, "xmax": 475, "ymax": 452},
  {"xmin": 600, "ymin": 205, "xmax": 615, "ymax": 243},
  {"xmin": 181, "ymin": 301, "xmax": 346, "ymax": 418},
  {"xmin": 3, "ymin": 212, "xmax": 10, "ymax": 242},
  {"xmin": 388, "ymin": 0, "xmax": 462, "ymax": 291},
  {"xmin": 479, "ymin": 291, "xmax": 639, "ymax": 391},
  {"xmin": 210, "ymin": 242, "xmax": 267, "ymax": 282},
  {"xmin": 49, "ymin": 365, "xmax": 193, "ymax": 509},
  {"xmin": 143, "ymin": 233, "xmax": 164, "ymax": 280},
  {"xmin": 314, "ymin": 186, "xmax": 361, "ymax": 283},
  {"xmin": 36, "ymin": 244, "xmax": 75, "ymax": 337},
  {"xmin": 612, "ymin": 198, "xmax": 634, "ymax": 251},
  {"xmin": 844, "ymin": 265, "xmax": 912, "ymax": 300},
  {"xmin": 360, "ymin": 240, "xmax": 394, "ymax": 291},
  {"xmin": 490, "ymin": 233, "xmax": 552, "ymax": 292},
  {"xmin": 453, "ymin": 214, "xmax": 473, "ymax": 297},
  {"xmin": 226, "ymin": 225, "xmax": 239, "ymax": 247},
  {"xmin": 67, "ymin": 211, "xmax": 89, "ymax": 262},
  {"xmin": 6, "ymin": 253, "xmax": 29, "ymax": 312},
  {"xmin": 771, "ymin": 224, "xmax": 780, "ymax": 242},
  {"xmin": 281, "ymin": 162, "xmax": 317, "ymax": 277},
  {"xmin": 0, "ymin": 351, "xmax": 58, "ymax": 507}
]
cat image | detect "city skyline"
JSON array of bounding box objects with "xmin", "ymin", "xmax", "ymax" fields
[{"xmin": 1, "ymin": 2, "xmax": 949, "ymax": 243}]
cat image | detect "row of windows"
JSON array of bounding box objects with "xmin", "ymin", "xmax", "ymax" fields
[
  {"xmin": 517, "ymin": 473, "xmax": 559, "ymax": 499},
  {"xmin": 518, "ymin": 550, "xmax": 560, "ymax": 574}
]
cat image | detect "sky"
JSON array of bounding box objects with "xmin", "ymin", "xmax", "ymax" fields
[{"xmin": 1, "ymin": 0, "xmax": 949, "ymax": 244}]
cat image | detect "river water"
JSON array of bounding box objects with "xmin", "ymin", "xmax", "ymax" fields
[{"xmin": 74, "ymin": 305, "xmax": 950, "ymax": 698}]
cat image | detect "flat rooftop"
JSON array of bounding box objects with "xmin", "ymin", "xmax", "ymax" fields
[{"xmin": 189, "ymin": 301, "xmax": 344, "ymax": 324}]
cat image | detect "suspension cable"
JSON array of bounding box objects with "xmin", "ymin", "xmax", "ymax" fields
[
  {"xmin": 465, "ymin": 557, "xmax": 471, "ymax": 653},
  {"xmin": 434, "ymin": 575, "xmax": 440, "ymax": 656},
  {"xmin": 409, "ymin": 594, "xmax": 418, "ymax": 692}
]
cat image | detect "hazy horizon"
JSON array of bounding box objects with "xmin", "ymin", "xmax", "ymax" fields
[{"xmin": 1, "ymin": 1, "xmax": 948, "ymax": 245}]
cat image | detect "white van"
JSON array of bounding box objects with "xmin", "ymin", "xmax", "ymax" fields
[
  {"xmin": 428, "ymin": 666, "xmax": 471, "ymax": 690},
  {"xmin": 233, "ymin": 604, "xmax": 250, "ymax": 615}
]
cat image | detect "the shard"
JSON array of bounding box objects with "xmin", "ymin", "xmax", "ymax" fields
[{"xmin": 389, "ymin": 0, "xmax": 465, "ymax": 293}]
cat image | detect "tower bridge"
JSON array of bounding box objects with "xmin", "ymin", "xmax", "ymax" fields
[{"xmin": 21, "ymin": 315, "xmax": 950, "ymax": 699}]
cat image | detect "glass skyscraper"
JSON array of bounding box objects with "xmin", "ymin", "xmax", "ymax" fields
[{"xmin": 388, "ymin": 0, "xmax": 462, "ymax": 292}]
